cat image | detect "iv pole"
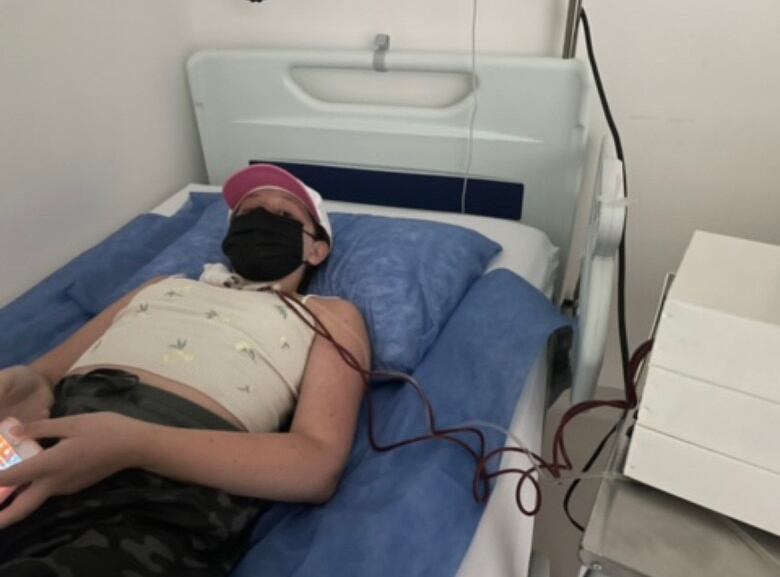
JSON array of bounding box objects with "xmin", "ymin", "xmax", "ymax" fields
[{"xmin": 562, "ymin": 0, "xmax": 583, "ymax": 58}]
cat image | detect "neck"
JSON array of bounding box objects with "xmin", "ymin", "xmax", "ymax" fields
[
  {"xmin": 228, "ymin": 265, "xmax": 306, "ymax": 296},
  {"xmin": 274, "ymin": 265, "xmax": 306, "ymax": 295}
]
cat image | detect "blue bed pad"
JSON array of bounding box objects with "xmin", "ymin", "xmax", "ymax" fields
[
  {"xmin": 232, "ymin": 269, "xmax": 568, "ymax": 577},
  {"xmin": 0, "ymin": 192, "xmax": 570, "ymax": 577}
]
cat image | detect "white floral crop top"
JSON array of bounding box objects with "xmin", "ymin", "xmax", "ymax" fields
[{"xmin": 70, "ymin": 278, "xmax": 316, "ymax": 433}]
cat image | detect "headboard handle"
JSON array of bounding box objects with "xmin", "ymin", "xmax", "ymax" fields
[{"xmin": 373, "ymin": 34, "xmax": 391, "ymax": 73}]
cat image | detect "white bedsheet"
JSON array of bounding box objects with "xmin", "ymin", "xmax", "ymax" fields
[
  {"xmin": 457, "ymin": 354, "xmax": 548, "ymax": 577},
  {"xmin": 152, "ymin": 184, "xmax": 553, "ymax": 577}
]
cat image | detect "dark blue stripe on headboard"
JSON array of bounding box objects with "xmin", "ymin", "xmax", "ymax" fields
[{"xmin": 250, "ymin": 161, "xmax": 524, "ymax": 220}]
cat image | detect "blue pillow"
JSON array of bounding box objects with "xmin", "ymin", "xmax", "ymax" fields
[
  {"xmin": 69, "ymin": 202, "xmax": 501, "ymax": 374},
  {"xmin": 66, "ymin": 192, "xmax": 221, "ymax": 315},
  {"xmin": 308, "ymin": 213, "xmax": 501, "ymax": 372},
  {"xmin": 79, "ymin": 199, "xmax": 231, "ymax": 313}
]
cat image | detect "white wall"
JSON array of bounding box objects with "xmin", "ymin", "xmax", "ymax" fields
[
  {"xmin": 184, "ymin": 0, "xmax": 564, "ymax": 53},
  {"xmin": 0, "ymin": 1, "xmax": 205, "ymax": 305},
  {"xmin": 2, "ymin": 1, "xmax": 780, "ymax": 576},
  {"xmin": 584, "ymin": 0, "xmax": 780, "ymax": 392}
]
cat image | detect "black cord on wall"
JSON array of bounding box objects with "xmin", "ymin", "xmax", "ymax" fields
[
  {"xmin": 580, "ymin": 8, "xmax": 630, "ymax": 382},
  {"xmin": 562, "ymin": 7, "xmax": 633, "ymax": 531}
]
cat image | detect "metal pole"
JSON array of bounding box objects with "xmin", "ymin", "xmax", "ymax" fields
[{"xmin": 562, "ymin": 0, "xmax": 584, "ymax": 58}]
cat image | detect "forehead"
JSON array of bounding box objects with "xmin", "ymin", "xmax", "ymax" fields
[{"xmin": 236, "ymin": 187, "xmax": 310, "ymax": 215}]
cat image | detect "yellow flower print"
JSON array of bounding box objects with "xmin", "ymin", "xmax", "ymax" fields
[
  {"xmin": 206, "ymin": 309, "xmax": 231, "ymax": 324},
  {"xmin": 235, "ymin": 342, "xmax": 259, "ymax": 363},
  {"xmin": 164, "ymin": 285, "xmax": 190, "ymax": 298},
  {"xmin": 164, "ymin": 339, "xmax": 195, "ymax": 363}
]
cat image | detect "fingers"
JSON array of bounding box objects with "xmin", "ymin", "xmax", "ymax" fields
[
  {"xmin": 18, "ymin": 416, "xmax": 79, "ymax": 441},
  {"xmin": 1, "ymin": 394, "xmax": 54, "ymax": 426},
  {"xmin": 0, "ymin": 482, "xmax": 50, "ymax": 529},
  {"xmin": 9, "ymin": 405, "xmax": 50, "ymax": 426},
  {"xmin": 0, "ymin": 451, "xmax": 47, "ymax": 487}
]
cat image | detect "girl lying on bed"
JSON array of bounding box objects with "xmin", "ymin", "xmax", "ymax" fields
[{"xmin": 0, "ymin": 164, "xmax": 371, "ymax": 577}]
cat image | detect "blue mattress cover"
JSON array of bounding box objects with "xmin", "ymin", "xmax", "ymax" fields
[
  {"xmin": 232, "ymin": 269, "xmax": 568, "ymax": 577},
  {"xmin": 0, "ymin": 192, "xmax": 570, "ymax": 577}
]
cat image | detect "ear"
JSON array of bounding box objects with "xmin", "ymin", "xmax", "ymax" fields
[{"xmin": 306, "ymin": 240, "xmax": 331, "ymax": 267}]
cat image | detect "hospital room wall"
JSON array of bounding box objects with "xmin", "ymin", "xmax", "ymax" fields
[
  {"xmin": 577, "ymin": 0, "xmax": 780, "ymax": 394},
  {"xmin": 0, "ymin": 1, "xmax": 206, "ymax": 307}
]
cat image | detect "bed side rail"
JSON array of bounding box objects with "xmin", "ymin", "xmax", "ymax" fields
[{"xmin": 570, "ymin": 135, "xmax": 626, "ymax": 404}]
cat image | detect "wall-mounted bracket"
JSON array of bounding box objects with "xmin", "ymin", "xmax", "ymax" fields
[{"xmin": 373, "ymin": 34, "xmax": 391, "ymax": 72}]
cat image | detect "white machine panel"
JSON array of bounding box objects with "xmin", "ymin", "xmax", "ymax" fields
[{"xmin": 625, "ymin": 231, "xmax": 780, "ymax": 536}]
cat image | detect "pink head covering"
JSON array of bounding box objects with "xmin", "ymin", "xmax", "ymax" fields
[{"xmin": 222, "ymin": 164, "xmax": 332, "ymax": 243}]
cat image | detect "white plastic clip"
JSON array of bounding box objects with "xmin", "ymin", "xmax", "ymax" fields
[{"xmin": 373, "ymin": 34, "xmax": 391, "ymax": 72}]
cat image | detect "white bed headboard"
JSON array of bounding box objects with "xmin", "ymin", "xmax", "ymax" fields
[{"xmin": 187, "ymin": 48, "xmax": 590, "ymax": 295}]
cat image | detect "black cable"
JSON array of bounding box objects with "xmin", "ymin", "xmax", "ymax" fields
[
  {"xmin": 561, "ymin": 8, "xmax": 633, "ymax": 531},
  {"xmin": 580, "ymin": 8, "xmax": 631, "ymax": 383},
  {"xmin": 562, "ymin": 421, "xmax": 618, "ymax": 531}
]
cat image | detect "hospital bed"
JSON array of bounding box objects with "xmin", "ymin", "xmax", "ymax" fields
[{"xmin": 0, "ymin": 43, "xmax": 624, "ymax": 577}]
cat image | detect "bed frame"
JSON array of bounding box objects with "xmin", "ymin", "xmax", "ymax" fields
[{"xmin": 187, "ymin": 44, "xmax": 624, "ymax": 411}]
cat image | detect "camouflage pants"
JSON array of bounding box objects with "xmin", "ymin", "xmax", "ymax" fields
[{"xmin": 0, "ymin": 370, "xmax": 266, "ymax": 577}]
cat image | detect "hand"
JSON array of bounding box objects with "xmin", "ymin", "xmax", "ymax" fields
[
  {"xmin": 0, "ymin": 412, "xmax": 148, "ymax": 528},
  {"xmin": 0, "ymin": 366, "xmax": 54, "ymax": 423}
]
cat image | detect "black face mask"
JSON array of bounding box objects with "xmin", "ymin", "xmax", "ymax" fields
[{"xmin": 221, "ymin": 208, "xmax": 310, "ymax": 282}]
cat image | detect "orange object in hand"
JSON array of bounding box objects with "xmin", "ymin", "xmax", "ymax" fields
[{"xmin": 0, "ymin": 417, "xmax": 42, "ymax": 504}]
